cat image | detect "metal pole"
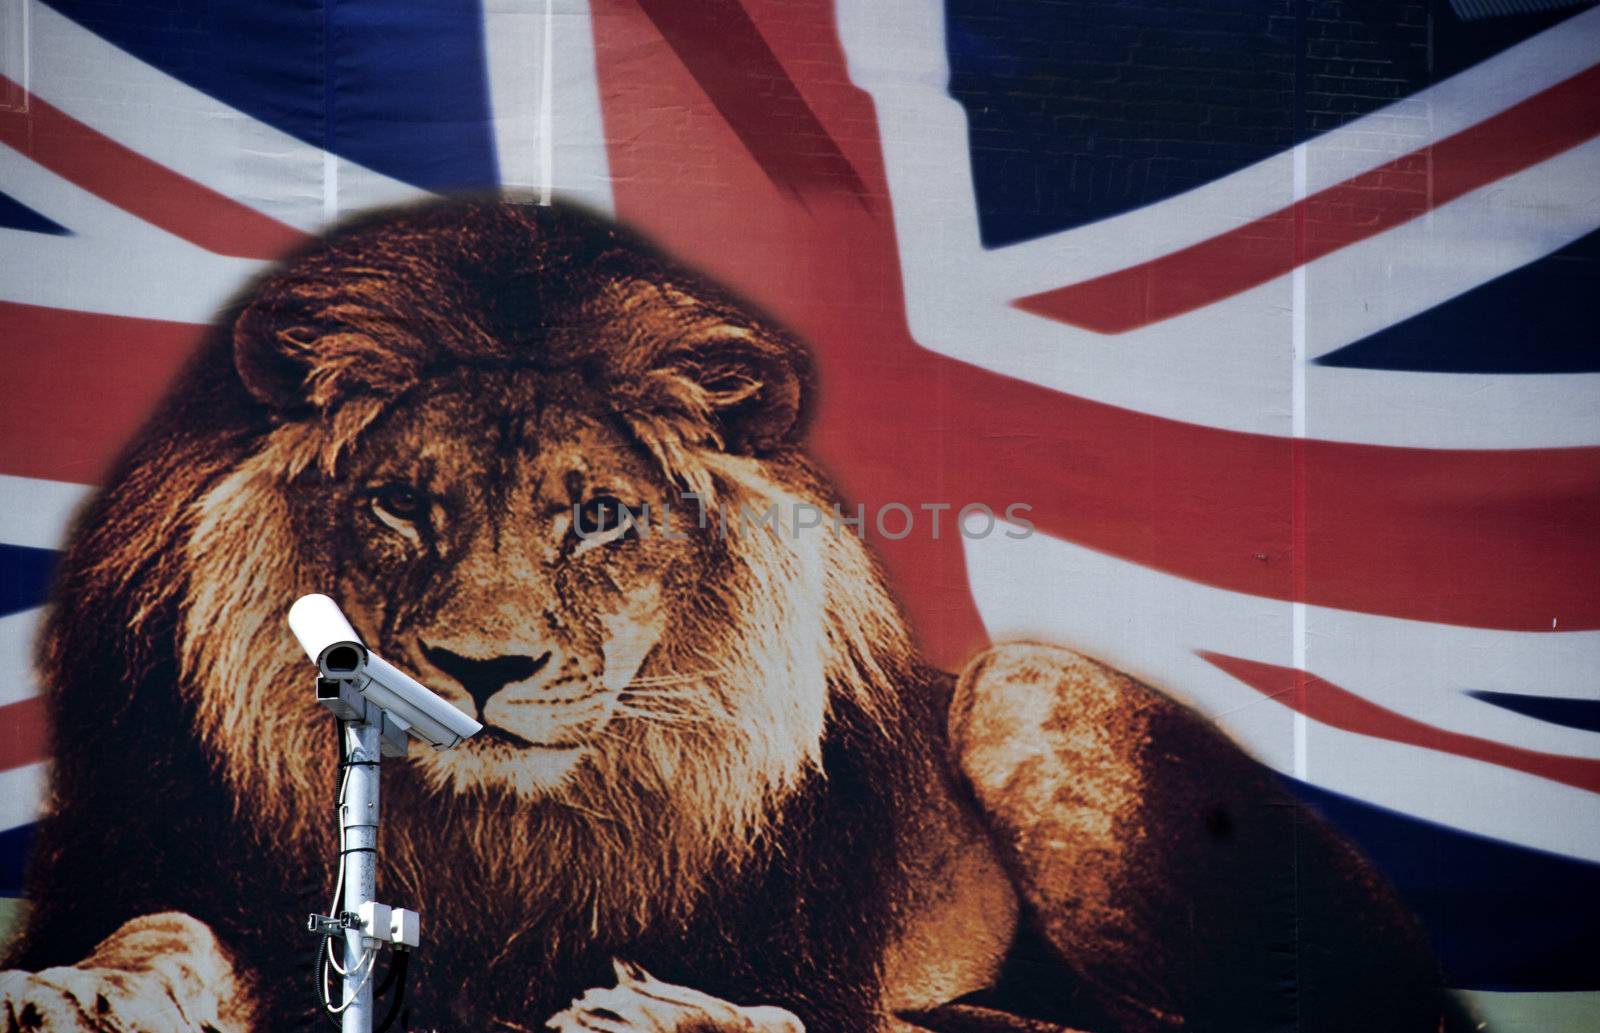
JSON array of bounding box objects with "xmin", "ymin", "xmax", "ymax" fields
[{"xmin": 341, "ymin": 718, "xmax": 381, "ymax": 1033}]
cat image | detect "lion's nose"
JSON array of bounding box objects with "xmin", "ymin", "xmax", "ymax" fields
[{"xmin": 422, "ymin": 645, "xmax": 552, "ymax": 716}]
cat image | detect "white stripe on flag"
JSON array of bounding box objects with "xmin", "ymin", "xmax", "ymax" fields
[
  {"xmin": 963, "ymin": 525, "xmax": 1600, "ymax": 863},
  {"xmin": 0, "ymin": 762, "xmax": 48, "ymax": 835},
  {"xmin": 0, "ymin": 608, "xmax": 44, "ymax": 710},
  {"xmin": 0, "ymin": 476, "xmax": 90, "ymax": 552}
]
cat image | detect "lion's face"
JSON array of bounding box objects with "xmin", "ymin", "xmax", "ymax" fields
[{"xmin": 319, "ymin": 367, "xmax": 706, "ymax": 792}]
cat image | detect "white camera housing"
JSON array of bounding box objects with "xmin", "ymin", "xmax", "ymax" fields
[{"xmin": 288, "ymin": 594, "xmax": 482, "ymax": 750}]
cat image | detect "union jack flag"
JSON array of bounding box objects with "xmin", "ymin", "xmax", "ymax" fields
[{"xmin": 0, "ymin": 0, "xmax": 1595, "ymax": 1010}]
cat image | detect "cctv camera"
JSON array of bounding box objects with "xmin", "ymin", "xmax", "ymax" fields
[{"xmin": 288, "ymin": 594, "xmax": 482, "ymax": 750}]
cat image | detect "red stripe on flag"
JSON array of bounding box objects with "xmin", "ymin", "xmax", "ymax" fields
[
  {"xmin": 1201, "ymin": 651, "xmax": 1600, "ymax": 794},
  {"xmin": 1014, "ymin": 62, "xmax": 1600, "ymax": 333},
  {"xmin": 0, "ymin": 302, "xmax": 203, "ymax": 482},
  {"xmin": 860, "ymin": 356, "xmax": 1600, "ymax": 633},
  {"xmin": 0, "ymin": 78, "xmax": 310, "ymax": 261},
  {"xmin": 631, "ymin": 0, "xmax": 869, "ymax": 203},
  {"xmin": 0, "ymin": 696, "xmax": 48, "ymax": 774},
  {"xmin": 1004, "ymin": 373, "xmax": 1600, "ymax": 630}
]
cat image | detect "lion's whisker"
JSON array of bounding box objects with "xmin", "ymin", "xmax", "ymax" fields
[
  {"xmin": 624, "ymin": 664, "xmax": 743, "ymax": 686},
  {"xmin": 618, "ymin": 691, "xmax": 736, "ymax": 720},
  {"xmin": 617, "ymin": 685, "xmax": 711, "ymax": 702},
  {"xmin": 613, "ymin": 704, "xmax": 716, "ymax": 727},
  {"xmin": 615, "ymin": 696, "xmax": 700, "ymax": 711},
  {"xmin": 615, "ymin": 693, "xmax": 733, "ymax": 720}
]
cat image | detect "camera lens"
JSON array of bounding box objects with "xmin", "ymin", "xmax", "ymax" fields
[{"xmin": 324, "ymin": 644, "xmax": 362, "ymax": 672}]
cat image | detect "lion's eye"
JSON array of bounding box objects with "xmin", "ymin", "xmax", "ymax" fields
[
  {"xmin": 369, "ymin": 484, "xmax": 428, "ymax": 523},
  {"xmin": 572, "ymin": 495, "xmax": 637, "ymax": 543}
]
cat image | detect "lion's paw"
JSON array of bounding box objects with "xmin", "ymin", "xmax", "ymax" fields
[
  {"xmin": 546, "ymin": 961, "xmax": 802, "ymax": 1033},
  {"xmin": 0, "ymin": 965, "xmax": 212, "ymax": 1033}
]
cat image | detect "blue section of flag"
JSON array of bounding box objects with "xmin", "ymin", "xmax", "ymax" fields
[
  {"xmin": 1317, "ymin": 228, "xmax": 1600, "ymax": 373},
  {"xmin": 0, "ymin": 191, "xmax": 70, "ymax": 236},
  {"xmin": 945, "ymin": 0, "xmax": 1575, "ymax": 247},
  {"xmin": 0, "ymin": 544, "xmax": 57, "ymax": 619},
  {"xmin": 44, "ymin": 0, "xmax": 499, "ymax": 192},
  {"xmin": 1289, "ymin": 778, "xmax": 1600, "ymax": 990},
  {"xmin": 1467, "ymin": 690, "xmax": 1600, "ymax": 733},
  {"xmin": 0, "ymin": 824, "xmax": 33, "ymax": 897}
]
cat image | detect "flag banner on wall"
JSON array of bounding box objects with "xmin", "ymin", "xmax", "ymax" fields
[{"xmin": 0, "ymin": 0, "xmax": 1597, "ymax": 1024}]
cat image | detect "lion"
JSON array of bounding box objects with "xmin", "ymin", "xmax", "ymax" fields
[{"xmin": 0, "ymin": 198, "xmax": 1456, "ymax": 1033}]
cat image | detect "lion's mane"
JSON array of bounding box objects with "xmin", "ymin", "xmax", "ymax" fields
[{"xmin": 20, "ymin": 199, "xmax": 943, "ymax": 1025}]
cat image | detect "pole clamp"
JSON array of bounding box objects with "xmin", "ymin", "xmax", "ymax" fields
[{"xmin": 306, "ymin": 911, "xmax": 361, "ymax": 936}]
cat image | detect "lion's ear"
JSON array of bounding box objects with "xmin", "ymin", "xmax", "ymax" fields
[
  {"xmin": 654, "ymin": 330, "xmax": 811, "ymax": 454},
  {"xmin": 232, "ymin": 300, "xmax": 424, "ymax": 413}
]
